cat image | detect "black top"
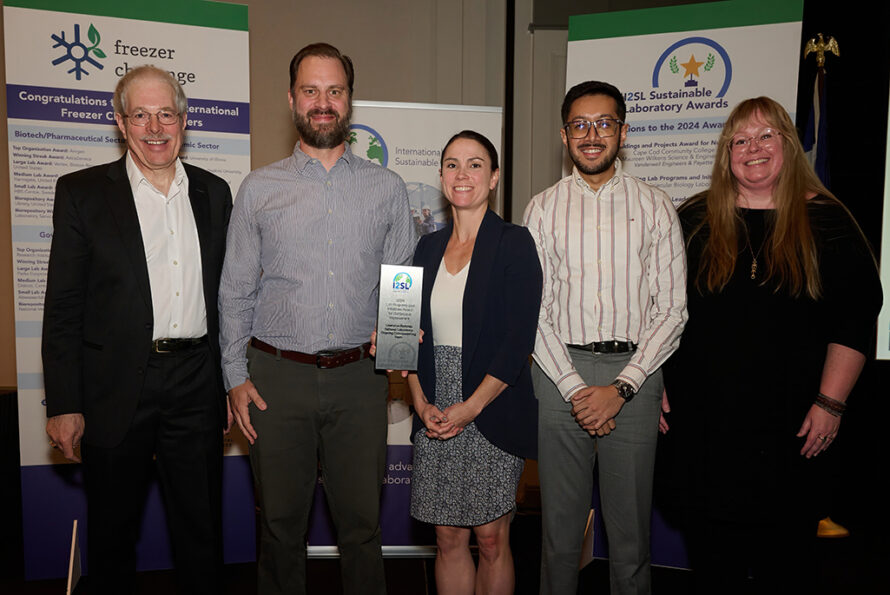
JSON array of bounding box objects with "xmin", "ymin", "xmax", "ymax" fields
[{"xmin": 662, "ymin": 195, "xmax": 882, "ymax": 521}]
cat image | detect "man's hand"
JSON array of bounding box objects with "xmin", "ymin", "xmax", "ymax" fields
[
  {"xmin": 658, "ymin": 390, "xmax": 671, "ymax": 434},
  {"xmin": 46, "ymin": 413, "xmax": 85, "ymax": 462},
  {"xmin": 593, "ymin": 418, "xmax": 617, "ymax": 437},
  {"xmin": 570, "ymin": 385, "xmax": 626, "ymax": 433},
  {"xmin": 369, "ymin": 329, "xmax": 378, "ymax": 357},
  {"xmin": 228, "ymin": 379, "xmax": 267, "ymax": 445},
  {"xmin": 225, "ymin": 396, "xmax": 234, "ymax": 434},
  {"xmin": 369, "ymin": 328, "xmax": 423, "ymax": 378}
]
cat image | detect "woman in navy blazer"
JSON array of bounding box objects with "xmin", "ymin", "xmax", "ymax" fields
[{"xmin": 406, "ymin": 131, "xmax": 542, "ymax": 594}]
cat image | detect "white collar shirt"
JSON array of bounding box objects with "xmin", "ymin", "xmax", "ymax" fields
[
  {"xmin": 126, "ymin": 153, "xmax": 206, "ymax": 340},
  {"xmin": 522, "ymin": 158, "xmax": 687, "ymax": 399}
]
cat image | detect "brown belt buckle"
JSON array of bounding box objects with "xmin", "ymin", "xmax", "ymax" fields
[{"xmin": 315, "ymin": 350, "xmax": 337, "ymax": 369}]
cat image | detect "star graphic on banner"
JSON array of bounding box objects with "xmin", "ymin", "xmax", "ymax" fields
[{"xmin": 681, "ymin": 54, "xmax": 704, "ymax": 78}]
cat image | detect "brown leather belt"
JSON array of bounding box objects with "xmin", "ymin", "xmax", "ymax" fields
[
  {"xmin": 250, "ymin": 338, "xmax": 372, "ymax": 369},
  {"xmin": 568, "ymin": 340, "xmax": 637, "ymax": 354}
]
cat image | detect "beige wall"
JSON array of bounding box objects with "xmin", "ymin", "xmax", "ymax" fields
[
  {"xmin": 245, "ymin": 0, "xmax": 506, "ymax": 167},
  {"xmin": 512, "ymin": 0, "xmax": 569, "ymax": 223},
  {"xmin": 0, "ymin": 0, "xmax": 507, "ymax": 388}
]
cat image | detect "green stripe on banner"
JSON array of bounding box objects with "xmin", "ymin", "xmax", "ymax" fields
[
  {"xmin": 3, "ymin": 0, "xmax": 248, "ymax": 31},
  {"xmin": 568, "ymin": 0, "xmax": 802, "ymax": 41}
]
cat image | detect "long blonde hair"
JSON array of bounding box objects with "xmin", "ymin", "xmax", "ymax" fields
[{"xmin": 690, "ymin": 97, "xmax": 836, "ymax": 298}]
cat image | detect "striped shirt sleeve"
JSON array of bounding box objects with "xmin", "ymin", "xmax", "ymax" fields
[
  {"xmin": 615, "ymin": 185, "xmax": 687, "ymax": 391},
  {"xmin": 523, "ymin": 189, "xmax": 587, "ymax": 400}
]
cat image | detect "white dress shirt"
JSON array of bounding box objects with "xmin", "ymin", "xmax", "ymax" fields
[
  {"xmin": 127, "ymin": 153, "xmax": 206, "ymax": 340},
  {"xmin": 522, "ymin": 159, "xmax": 687, "ymax": 400}
]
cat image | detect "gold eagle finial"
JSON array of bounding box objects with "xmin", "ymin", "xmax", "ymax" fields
[{"xmin": 804, "ymin": 33, "xmax": 840, "ymax": 68}]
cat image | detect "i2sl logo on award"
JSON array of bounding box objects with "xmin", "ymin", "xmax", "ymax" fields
[
  {"xmin": 392, "ymin": 272, "xmax": 413, "ymax": 291},
  {"xmin": 51, "ymin": 23, "xmax": 106, "ymax": 80}
]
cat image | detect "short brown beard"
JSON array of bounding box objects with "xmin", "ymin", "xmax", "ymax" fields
[
  {"xmin": 569, "ymin": 140, "xmax": 619, "ymax": 177},
  {"xmin": 293, "ymin": 106, "xmax": 352, "ymax": 149}
]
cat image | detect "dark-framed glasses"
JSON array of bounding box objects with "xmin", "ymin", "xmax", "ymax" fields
[
  {"xmin": 730, "ymin": 128, "xmax": 782, "ymax": 152},
  {"xmin": 123, "ymin": 110, "xmax": 181, "ymax": 127},
  {"xmin": 564, "ymin": 118, "xmax": 624, "ymax": 139}
]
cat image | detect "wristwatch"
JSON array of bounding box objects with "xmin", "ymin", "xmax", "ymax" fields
[{"xmin": 611, "ymin": 379, "xmax": 636, "ymax": 402}]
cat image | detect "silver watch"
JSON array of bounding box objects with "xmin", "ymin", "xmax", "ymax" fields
[{"xmin": 611, "ymin": 379, "xmax": 636, "ymax": 402}]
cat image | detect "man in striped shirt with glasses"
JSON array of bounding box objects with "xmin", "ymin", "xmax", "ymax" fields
[{"xmin": 523, "ymin": 80, "xmax": 687, "ymax": 595}]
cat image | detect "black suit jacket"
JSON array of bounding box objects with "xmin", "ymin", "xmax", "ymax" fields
[
  {"xmin": 412, "ymin": 209, "xmax": 543, "ymax": 459},
  {"xmin": 42, "ymin": 155, "xmax": 232, "ymax": 448}
]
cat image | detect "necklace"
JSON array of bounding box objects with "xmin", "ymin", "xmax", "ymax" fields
[{"xmin": 741, "ymin": 214, "xmax": 767, "ymax": 280}]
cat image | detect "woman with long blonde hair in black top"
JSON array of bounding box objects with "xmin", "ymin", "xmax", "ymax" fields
[{"xmin": 662, "ymin": 96, "xmax": 881, "ymax": 594}]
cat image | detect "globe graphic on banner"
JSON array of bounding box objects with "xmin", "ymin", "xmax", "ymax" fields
[
  {"xmin": 348, "ymin": 124, "xmax": 387, "ymax": 166},
  {"xmin": 406, "ymin": 182, "xmax": 448, "ymax": 237}
]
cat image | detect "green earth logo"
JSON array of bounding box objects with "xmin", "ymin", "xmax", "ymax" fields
[{"xmin": 348, "ymin": 124, "xmax": 388, "ymax": 166}]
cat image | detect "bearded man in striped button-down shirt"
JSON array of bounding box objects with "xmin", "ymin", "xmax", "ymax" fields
[
  {"xmin": 219, "ymin": 43, "xmax": 416, "ymax": 595},
  {"xmin": 523, "ymin": 80, "xmax": 687, "ymax": 595}
]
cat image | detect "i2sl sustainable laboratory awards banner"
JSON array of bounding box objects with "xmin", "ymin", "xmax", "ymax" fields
[{"xmin": 566, "ymin": 0, "xmax": 802, "ymax": 205}]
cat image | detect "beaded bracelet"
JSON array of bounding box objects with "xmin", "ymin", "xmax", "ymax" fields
[{"xmin": 815, "ymin": 392, "xmax": 847, "ymax": 417}]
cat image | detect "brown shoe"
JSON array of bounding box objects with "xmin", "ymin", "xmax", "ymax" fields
[{"xmin": 817, "ymin": 517, "xmax": 850, "ymax": 538}]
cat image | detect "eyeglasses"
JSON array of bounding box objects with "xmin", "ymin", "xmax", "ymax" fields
[
  {"xmin": 564, "ymin": 118, "xmax": 624, "ymax": 139},
  {"xmin": 123, "ymin": 110, "xmax": 181, "ymax": 127},
  {"xmin": 730, "ymin": 128, "xmax": 782, "ymax": 152}
]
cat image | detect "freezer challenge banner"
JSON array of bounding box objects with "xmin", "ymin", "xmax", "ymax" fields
[{"xmin": 4, "ymin": 0, "xmax": 249, "ymax": 579}]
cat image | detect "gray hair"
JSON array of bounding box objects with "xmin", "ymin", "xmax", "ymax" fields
[{"xmin": 112, "ymin": 65, "xmax": 188, "ymax": 116}]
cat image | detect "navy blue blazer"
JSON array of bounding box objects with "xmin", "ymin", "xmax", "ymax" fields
[{"xmin": 412, "ymin": 209, "xmax": 543, "ymax": 459}]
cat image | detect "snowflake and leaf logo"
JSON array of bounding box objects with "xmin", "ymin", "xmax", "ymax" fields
[{"xmin": 51, "ymin": 23, "xmax": 106, "ymax": 80}]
